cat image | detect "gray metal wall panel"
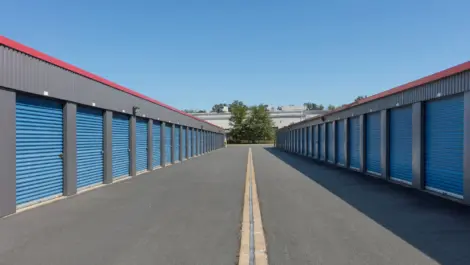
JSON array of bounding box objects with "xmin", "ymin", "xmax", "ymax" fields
[
  {"xmin": 64, "ymin": 102, "xmax": 77, "ymax": 195},
  {"xmin": 171, "ymin": 124, "xmax": 175, "ymax": 163},
  {"xmin": 344, "ymin": 118, "xmax": 349, "ymax": 167},
  {"xmin": 412, "ymin": 102, "xmax": 424, "ymax": 189},
  {"xmin": 0, "ymin": 46, "xmax": 222, "ymax": 133},
  {"xmin": 381, "ymin": 110, "xmax": 389, "ymax": 179},
  {"xmin": 0, "ymin": 89, "xmax": 16, "ymax": 217},
  {"xmin": 103, "ymin": 111, "xmax": 112, "ymax": 184}
]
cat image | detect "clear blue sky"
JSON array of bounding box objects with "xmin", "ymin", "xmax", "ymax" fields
[{"xmin": 2, "ymin": 0, "xmax": 469, "ymax": 111}]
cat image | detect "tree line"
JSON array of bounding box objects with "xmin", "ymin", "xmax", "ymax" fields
[
  {"xmin": 185, "ymin": 95, "xmax": 367, "ymax": 114},
  {"xmin": 228, "ymin": 100, "xmax": 275, "ymax": 143}
]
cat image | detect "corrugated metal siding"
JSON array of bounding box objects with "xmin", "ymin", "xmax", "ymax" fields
[
  {"xmin": 336, "ymin": 120, "xmax": 345, "ymax": 165},
  {"xmin": 349, "ymin": 117, "xmax": 360, "ymax": 169},
  {"xmin": 366, "ymin": 112, "xmax": 381, "ymax": 175},
  {"xmin": 425, "ymin": 94, "xmax": 464, "ymax": 198},
  {"xmin": 16, "ymin": 94, "xmax": 64, "ymax": 205},
  {"xmin": 76, "ymin": 106, "xmax": 103, "ymax": 189},
  {"xmin": 174, "ymin": 125, "xmax": 181, "ymax": 161},
  {"xmin": 197, "ymin": 130, "xmax": 201, "ymax": 155},
  {"xmin": 283, "ymin": 71, "xmax": 470, "ymax": 129},
  {"xmin": 112, "ymin": 113, "xmax": 130, "ymax": 178},
  {"xmin": 0, "ymin": 46, "xmax": 221, "ymax": 132},
  {"xmin": 136, "ymin": 118, "xmax": 148, "ymax": 172},
  {"xmin": 389, "ymin": 106, "xmax": 412, "ymax": 184},
  {"xmin": 319, "ymin": 125, "xmax": 325, "ymax": 160},
  {"xmin": 182, "ymin": 127, "xmax": 187, "ymax": 159},
  {"xmin": 152, "ymin": 121, "xmax": 161, "ymax": 168},
  {"xmin": 327, "ymin": 122, "xmax": 334, "ymax": 163},
  {"xmin": 165, "ymin": 124, "xmax": 172, "ymax": 164}
]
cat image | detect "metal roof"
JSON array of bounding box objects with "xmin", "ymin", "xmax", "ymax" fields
[{"xmin": 0, "ymin": 36, "xmax": 222, "ymax": 130}]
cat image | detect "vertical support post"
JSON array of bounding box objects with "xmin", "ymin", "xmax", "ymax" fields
[
  {"xmin": 186, "ymin": 127, "xmax": 190, "ymax": 159},
  {"xmin": 64, "ymin": 102, "xmax": 77, "ymax": 196},
  {"xmin": 179, "ymin": 125, "xmax": 183, "ymax": 161},
  {"xmin": 130, "ymin": 116, "xmax": 136, "ymax": 176},
  {"xmin": 464, "ymin": 92, "xmax": 470, "ymax": 204},
  {"xmin": 381, "ymin": 110, "xmax": 389, "ymax": 179},
  {"xmin": 344, "ymin": 118, "xmax": 349, "ymax": 167},
  {"xmin": 147, "ymin": 119, "xmax": 153, "ymax": 171},
  {"xmin": 359, "ymin": 114, "xmax": 366, "ymax": 173},
  {"xmin": 0, "ymin": 89, "xmax": 16, "ymax": 217},
  {"xmin": 103, "ymin": 111, "xmax": 113, "ymax": 184},
  {"xmin": 412, "ymin": 102, "xmax": 424, "ymax": 189},
  {"xmin": 161, "ymin": 122, "xmax": 166, "ymax": 167},
  {"xmin": 332, "ymin": 121, "xmax": 336, "ymax": 163},
  {"xmin": 171, "ymin": 124, "xmax": 175, "ymax": 163}
]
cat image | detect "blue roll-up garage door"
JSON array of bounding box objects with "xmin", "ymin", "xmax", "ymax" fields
[
  {"xmin": 366, "ymin": 112, "xmax": 381, "ymax": 175},
  {"xmin": 152, "ymin": 121, "xmax": 161, "ymax": 168},
  {"xmin": 136, "ymin": 118, "xmax": 148, "ymax": 173},
  {"xmin": 336, "ymin": 120, "xmax": 345, "ymax": 166},
  {"xmin": 390, "ymin": 106, "xmax": 412, "ymax": 184},
  {"xmin": 188, "ymin": 129, "xmax": 192, "ymax": 158},
  {"xmin": 349, "ymin": 117, "xmax": 360, "ymax": 170},
  {"xmin": 297, "ymin": 129, "xmax": 302, "ymax": 154},
  {"xmin": 76, "ymin": 106, "xmax": 103, "ymax": 189},
  {"xmin": 165, "ymin": 124, "xmax": 172, "ymax": 164},
  {"xmin": 197, "ymin": 130, "xmax": 201, "ymax": 155},
  {"xmin": 175, "ymin": 125, "xmax": 181, "ymax": 161},
  {"xmin": 313, "ymin": 125, "xmax": 318, "ymax": 158},
  {"xmin": 182, "ymin": 127, "xmax": 187, "ymax": 159},
  {"xmin": 425, "ymin": 95, "xmax": 464, "ymax": 198},
  {"xmin": 112, "ymin": 113, "xmax": 130, "ymax": 178},
  {"xmin": 307, "ymin": 126, "xmax": 312, "ymax": 156},
  {"xmin": 193, "ymin": 129, "xmax": 197, "ymax": 156},
  {"xmin": 301, "ymin": 128, "xmax": 305, "ymax": 155},
  {"xmin": 16, "ymin": 95, "xmax": 64, "ymax": 206},
  {"xmin": 319, "ymin": 124, "xmax": 325, "ymax": 160},
  {"xmin": 327, "ymin": 122, "xmax": 334, "ymax": 163}
]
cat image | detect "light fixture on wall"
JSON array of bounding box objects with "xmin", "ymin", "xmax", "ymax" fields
[{"xmin": 133, "ymin": 106, "xmax": 140, "ymax": 116}]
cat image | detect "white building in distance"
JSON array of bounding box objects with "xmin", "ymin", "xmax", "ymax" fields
[{"xmin": 191, "ymin": 105, "xmax": 327, "ymax": 132}]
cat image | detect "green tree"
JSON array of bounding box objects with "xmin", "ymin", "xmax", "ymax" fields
[
  {"xmin": 355, "ymin": 95, "xmax": 367, "ymax": 102},
  {"xmin": 244, "ymin": 104, "xmax": 275, "ymax": 143},
  {"xmin": 327, "ymin": 104, "xmax": 336, "ymax": 111},
  {"xmin": 228, "ymin": 100, "xmax": 248, "ymax": 143},
  {"xmin": 197, "ymin": 110, "xmax": 207, "ymax": 113},
  {"xmin": 211, "ymin": 103, "xmax": 228, "ymax": 113},
  {"xmin": 303, "ymin": 102, "xmax": 318, "ymax": 110}
]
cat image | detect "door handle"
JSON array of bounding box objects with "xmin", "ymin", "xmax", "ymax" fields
[{"xmin": 59, "ymin": 153, "xmax": 64, "ymax": 159}]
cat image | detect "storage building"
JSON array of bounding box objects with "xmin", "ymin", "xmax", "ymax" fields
[
  {"xmin": 276, "ymin": 61, "xmax": 470, "ymax": 204},
  {"xmin": 0, "ymin": 36, "xmax": 225, "ymax": 218}
]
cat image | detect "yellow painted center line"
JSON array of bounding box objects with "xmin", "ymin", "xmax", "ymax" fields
[{"xmin": 239, "ymin": 148, "xmax": 269, "ymax": 265}]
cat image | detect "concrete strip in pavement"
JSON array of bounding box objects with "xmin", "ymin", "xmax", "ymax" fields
[{"xmin": 238, "ymin": 148, "xmax": 268, "ymax": 265}]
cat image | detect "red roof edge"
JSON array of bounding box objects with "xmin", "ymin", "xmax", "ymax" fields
[
  {"xmin": 0, "ymin": 36, "xmax": 223, "ymax": 130},
  {"xmin": 301, "ymin": 60, "xmax": 470, "ymax": 125}
]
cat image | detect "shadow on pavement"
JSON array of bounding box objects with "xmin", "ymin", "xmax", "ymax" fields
[{"xmin": 264, "ymin": 147, "xmax": 470, "ymax": 265}]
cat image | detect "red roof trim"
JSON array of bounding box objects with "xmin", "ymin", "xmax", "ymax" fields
[
  {"xmin": 301, "ymin": 60, "xmax": 470, "ymax": 125},
  {"xmin": 0, "ymin": 36, "xmax": 222, "ymax": 130}
]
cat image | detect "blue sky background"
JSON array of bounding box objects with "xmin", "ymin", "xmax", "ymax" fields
[{"xmin": 2, "ymin": 0, "xmax": 470, "ymax": 111}]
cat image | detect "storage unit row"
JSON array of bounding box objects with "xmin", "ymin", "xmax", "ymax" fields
[
  {"xmin": 276, "ymin": 62, "xmax": 470, "ymax": 204},
  {"xmin": 0, "ymin": 37, "xmax": 225, "ymax": 218}
]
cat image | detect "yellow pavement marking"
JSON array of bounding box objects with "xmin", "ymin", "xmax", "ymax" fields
[{"xmin": 238, "ymin": 148, "xmax": 269, "ymax": 265}]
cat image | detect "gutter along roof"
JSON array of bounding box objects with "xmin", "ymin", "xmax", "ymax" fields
[
  {"xmin": 0, "ymin": 36, "xmax": 222, "ymax": 130},
  {"xmin": 293, "ymin": 60, "xmax": 470, "ymax": 127}
]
